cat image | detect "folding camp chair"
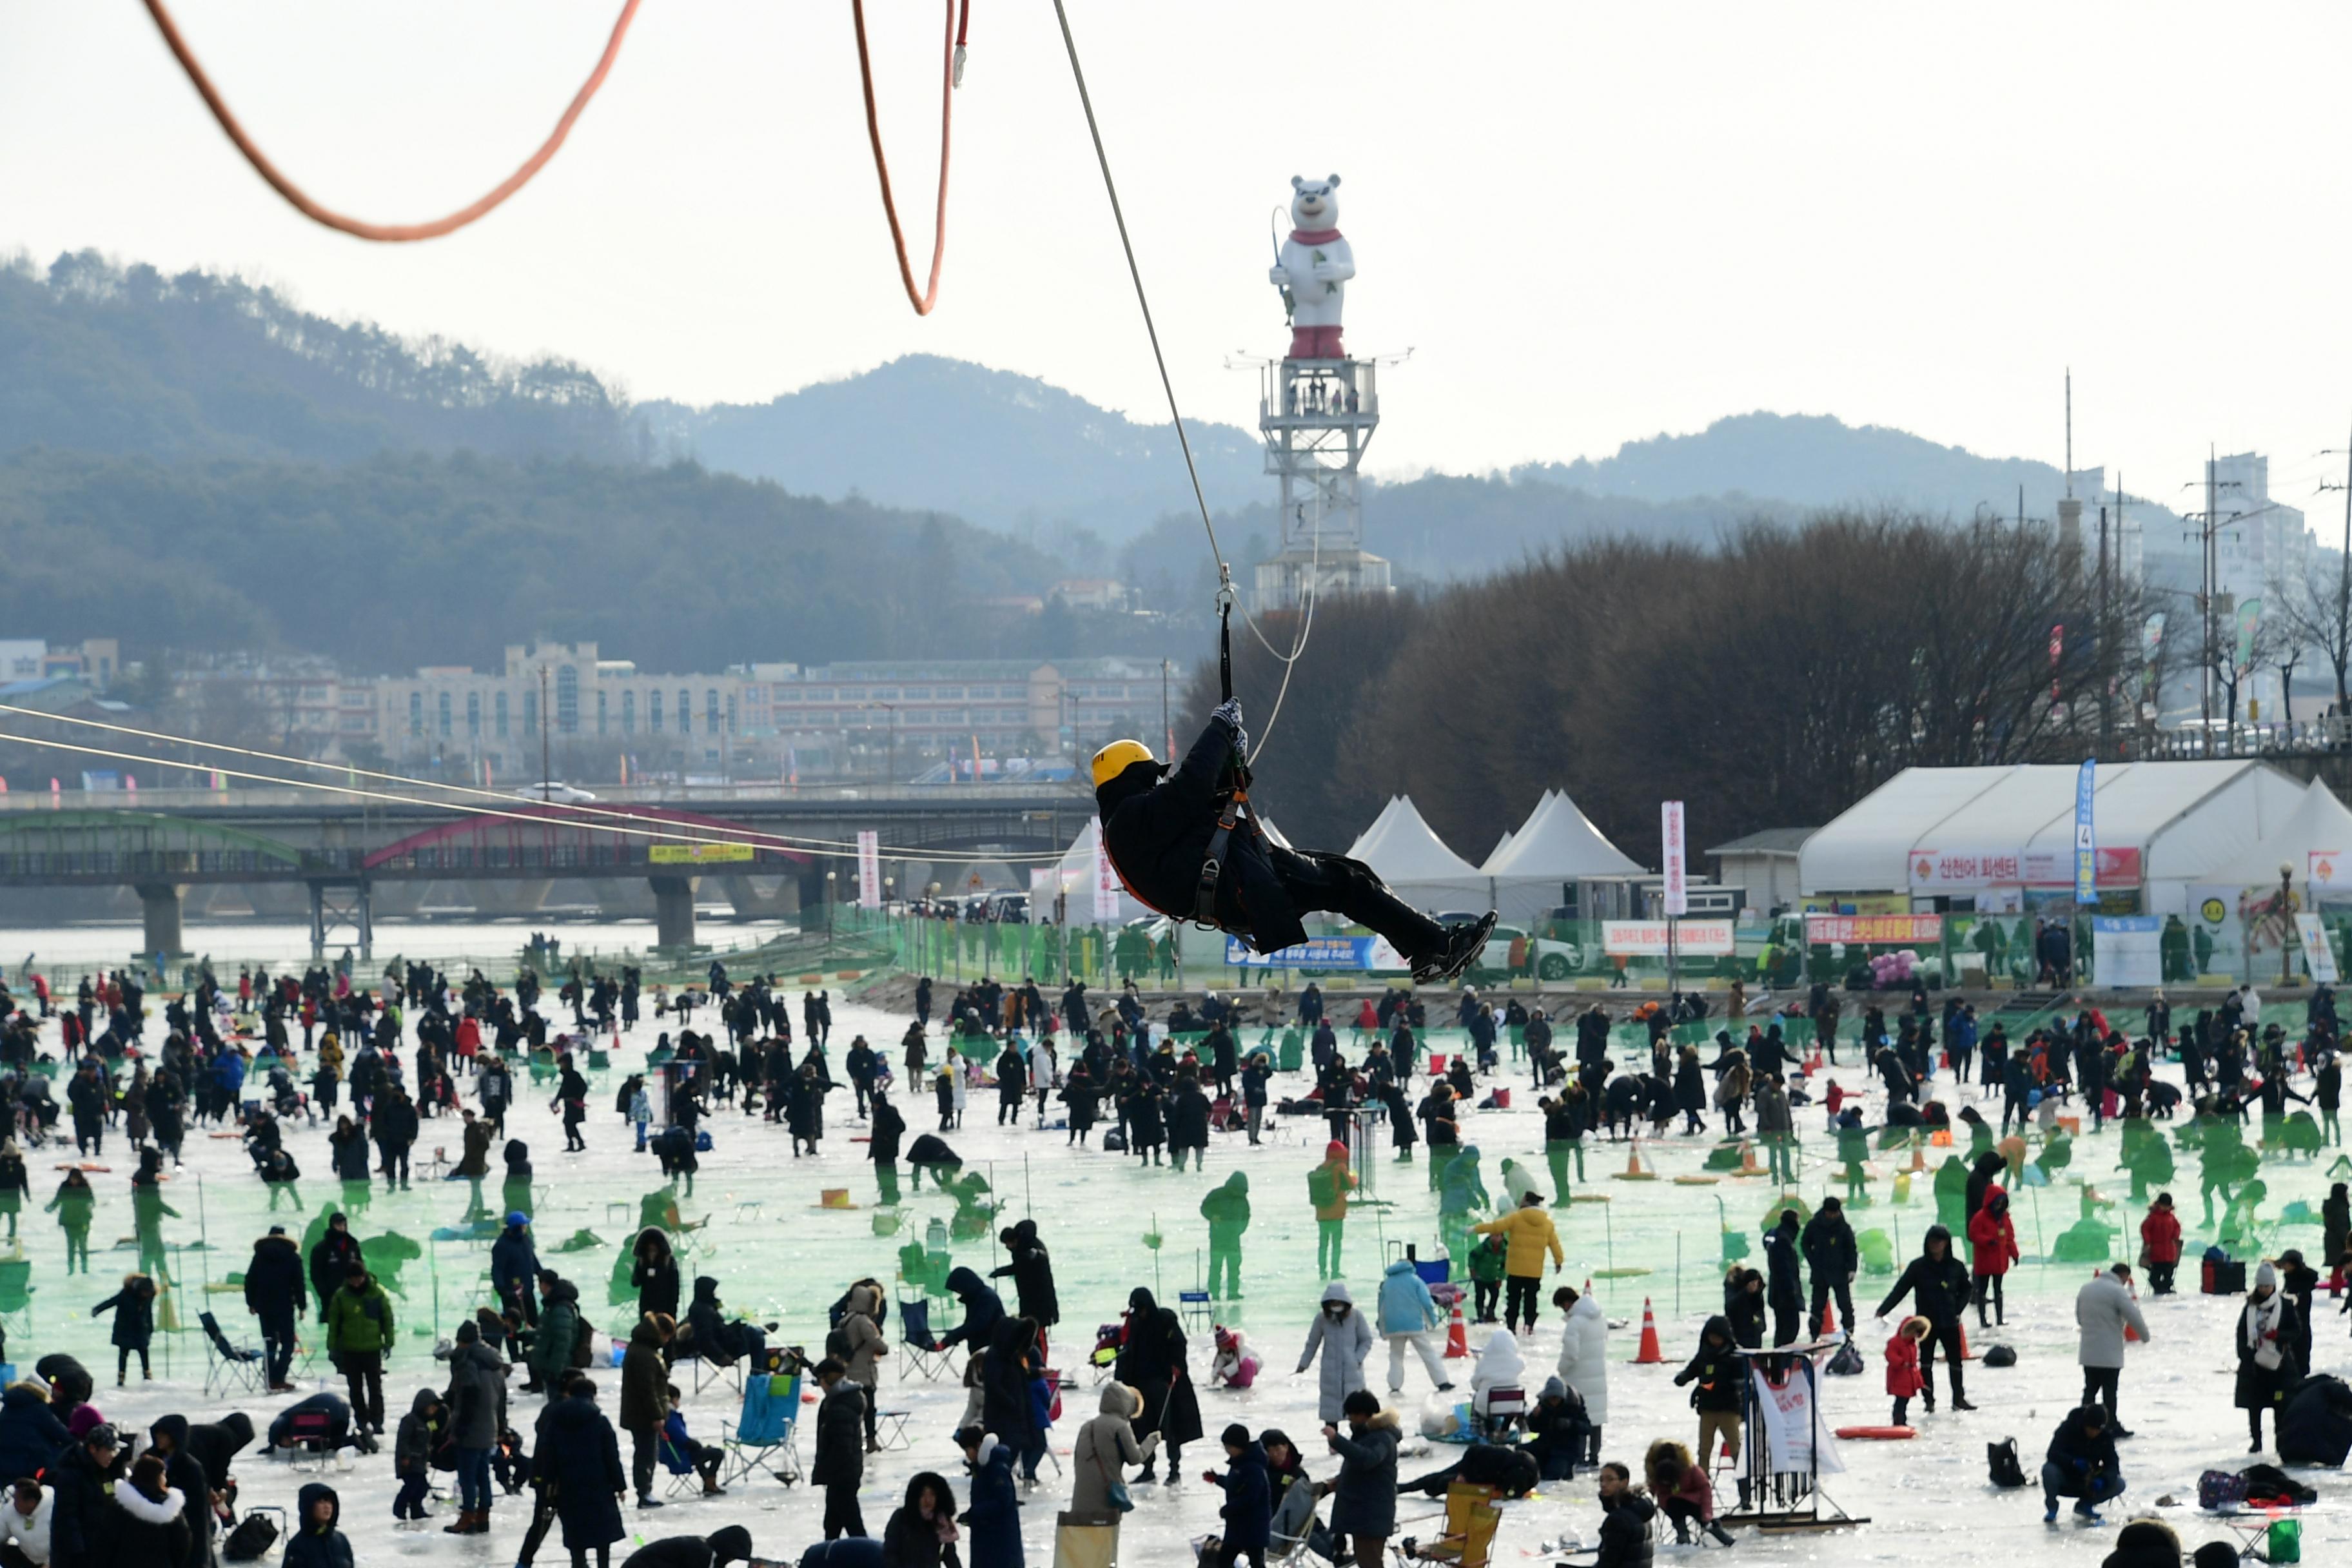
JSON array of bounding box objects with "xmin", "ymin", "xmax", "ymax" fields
[
  {"xmin": 1178, "ymin": 1289, "xmax": 1213, "ymax": 1333},
  {"xmin": 897, "ymin": 1293, "xmax": 959, "ymax": 1381},
  {"xmin": 199, "ymin": 1310, "xmax": 265, "ymax": 1398},
  {"xmin": 1474, "ymin": 1386, "xmax": 1527, "ymax": 1441},
  {"xmin": 657, "ymin": 1427, "xmax": 710, "ymax": 1499},
  {"xmin": 278, "ymin": 1408, "xmax": 338, "ymax": 1473},
  {"xmin": 721, "ymin": 1371, "xmax": 803, "ymax": 1488},
  {"xmin": 1394, "ymin": 1483, "xmax": 1502, "ymax": 1568},
  {"xmin": 0, "ymin": 1260, "xmax": 34, "ymax": 1342}
]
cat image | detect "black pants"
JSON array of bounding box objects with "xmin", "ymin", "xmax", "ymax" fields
[
  {"xmin": 1505, "ymin": 1276, "xmax": 1541, "ymax": 1333},
  {"xmin": 343, "ymin": 1350, "xmax": 385, "ymax": 1431},
  {"xmin": 2149, "ymin": 1260, "xmax": 2177, "ymax": 1295},
  {"xmin": 260, "ymin": 1311, "xmax": 297, "ymax": 1387},
  {"xmin": 1770, "ymin": 1297, "xmax": 1800, "ymax": 1347},
  {"xmin": 1974, "ymin": 1272, "xmax": 2006, "ymax": 1326},
  {"xmin": 2082, "ymin": 1365, "xmax": 2121, "ymax": 1426},
  {"xmin": 1472, "ymin": 1280, "xmax": 1500, "ymax": 1322},
  {"xmin": 1808, "ymin": 1278, "xmax": 1855, "ymax": 1335},
  {"xmin": 631, "ymin": 1426, "xmax": 658, "ymax": 1498},
  {"xmin": 1919, "ymin": 1322, "xmax": 1965, "ymax": 1404},
  {"xmin": 824, "ymin": 1480, "xmax": 865, "ymax": 1539},
  {"xmin": 1264, "ymin": 848, "xmax": 1447, "ymax": 963},
  {"xmin": 116, "ymin": 1344, "xmax": 150, "ymax": 1381}
]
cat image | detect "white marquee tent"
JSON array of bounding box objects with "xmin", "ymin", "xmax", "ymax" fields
[
  {"xmin": 1346, "ymin": 795, "xmax": 1490, "ymax": 912},
  {"xmin": 1480, "ymin": 789, "xmax": 1647, "ymax": 923},
  {"xmin": 1798, "ymin": 760, "xmax": 2324, "ymax": 915}
]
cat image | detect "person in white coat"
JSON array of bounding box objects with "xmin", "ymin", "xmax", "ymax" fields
[
  {"xmin": 1469, "ymin": 1328, "xmax": 1525, "ymax": 1437},
  {"xmin": 1295, "ymin": 1281, "xmax": 1377, "ymax": 1422},
  {"xmin": 1375, "ymin": 1259, "xmax": 1455, "ymax": 1396},
  {"xmin": 1551, "ymin": 1286, "xmax": 1608, "ymax": 1465},
  {"xmin": 2075, "ymin": 1264, "xmax": 2153, "ymax": 1438},
  {"xmin": 0, "ymin": 1478, "xmax": 50, "ymax": 1568}
]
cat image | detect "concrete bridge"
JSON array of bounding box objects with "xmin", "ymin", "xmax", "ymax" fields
[{"xmin": 0, "ymin": 784, "xmax": 1092, "ymax": 957}]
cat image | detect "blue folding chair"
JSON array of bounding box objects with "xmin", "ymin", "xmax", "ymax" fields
[
  {"xmin": 897, "ymin": 1291, "xmax": 959, "ymax": 1381},
  {"xmin": 721, "ymin": 1371, "xmax": 803, "ymax": 1488}
]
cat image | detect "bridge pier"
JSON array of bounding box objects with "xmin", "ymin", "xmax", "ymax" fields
[
  {"xmin": 307, "ymin": 879, "xmax": 374, "ymax": 964},
  {"xmin": 133, "ymin": 883, "xmax": 184, "ymax": 959},
  {"xmin": 720, "ymin": 874, "xmax": 801, "ymax": 921},
  {"xmin": 651, "ymin": 876, "xmax": 700, "ymax": 951}
]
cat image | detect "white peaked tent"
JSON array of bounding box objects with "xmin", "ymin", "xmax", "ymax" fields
[
  {"xmin": 1346, "ymin": 796, "xmax": 1491, "ymax": 911},
  {"xmin": 1482, "ymin": 789, "xmax": 1646, "ymax": 922},
  {"xmin": 1043, "ymin": 818, "xmax": 1149, "ymax": 923},
  {"xmin": 2206, "ymin": 776, "xmax": 2352, "ymax": 892}
]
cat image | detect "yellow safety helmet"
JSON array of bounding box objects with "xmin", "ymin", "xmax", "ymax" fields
[{"xmin": 1091, "ymin": 739, "xmax": 1155, "ymax": 789}]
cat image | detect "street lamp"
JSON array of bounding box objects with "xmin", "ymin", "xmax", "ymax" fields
[
  {"xmin": 826, "ymin": 870, "xmax": 837, "ymax": 946},
  {"xmin": 2280, "ymin": 862, "xmax": 2297, "ymax": 986},
  {"xmin": 885, "ymin": 876, "xmax": 896, "ymax": 948}
]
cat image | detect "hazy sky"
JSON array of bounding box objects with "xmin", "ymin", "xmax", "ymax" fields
[{"xmin": 8, "ymin": 2, "xmax": 2352, "ymax": 515}]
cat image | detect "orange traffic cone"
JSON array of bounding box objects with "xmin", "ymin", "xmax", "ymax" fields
[
  {"xmin": 1806, "ymin": 1047, "xmax": 1824, "ymax": 1073},
  {"xmin": 1955, "ymin": 1318, "xmax": 1977, "ymax": 1361},
  {"xmin": 1444, "ymin": 1304, "xmax": 1469, "ymax": 1359},
  {"xmin": 1634, "ymin": 1298, "xmax": 1665, "ymax": 1364},
  {"xmin": 2115, "ymin": 1268, "xmax": 2142, "ymax": 1343},
  {"xmin": 1908, "ymin": 1139, "xmax": 1927, "ymax": 1174},
  {"xmin": 1738, "ymin": 1141, "xmax": 1764, "ymax": 1177},
  {"xmin": 1816, "ymin": 1300, "xmax": 1838, "ymax": 1340}
]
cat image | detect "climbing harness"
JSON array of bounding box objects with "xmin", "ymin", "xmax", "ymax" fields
[
  {"xmin": 852, "ymin": 0, "xmax": 969, "ymax": 316},
  {"xmin": 1189, "ymin": 593, "xmax": 1264, "ymax": 929},
  {"xmin": 139, "ymin": 0, "xmax": 643, "ymax": 242}
]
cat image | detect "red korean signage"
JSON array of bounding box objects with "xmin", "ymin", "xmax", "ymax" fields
[
  {"xmin": 1908, "ymin": 845, "xmax": 2140, "ymax": 889},
  {"xmin": 1805, "ymin": 914, "xmax": 1944, "ymax": 945}
]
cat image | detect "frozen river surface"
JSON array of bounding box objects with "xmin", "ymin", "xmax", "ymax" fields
[{"xmin": 21, "ymin": 995, "xmax": 2344, "ymax": 1567}]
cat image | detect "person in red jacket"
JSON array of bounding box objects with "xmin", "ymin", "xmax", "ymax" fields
[
  {"xmin": 2139, "ymin": 1191, "xmax": 2184, "ymax": 1296},
  {"xmin": 1967, "ymin": 1185, "xmax": 2020, "ymax": 1328},
  {"xmin": 1885, "ymin": 1315, "xmax": 1928, "ymax": 1426}
]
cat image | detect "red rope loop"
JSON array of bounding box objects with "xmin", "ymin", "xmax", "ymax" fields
[
  {"xmin": 851, "ymin": 0, "xmax": 959, "ymax": 316},
  {"xmin": 139, "ymin": 0, "xmax": 642, "ymax": 244}
]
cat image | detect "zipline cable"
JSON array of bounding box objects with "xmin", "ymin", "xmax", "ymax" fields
[
  {"xmin": 0, "ymin": 717, "xmax": 1064, "ymax": 865},
  {"xmin": 1046, "ymin": 0, "xmax": 1317, "ymax": 761},
  {"xmin": 139, "ymin": 0, "xmax": 642, "ymax": 243},
  {"xmin": 852, "ymin": 0, "xmax": 966, "ymax": 315}
]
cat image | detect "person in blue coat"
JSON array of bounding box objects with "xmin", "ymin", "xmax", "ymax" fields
[
  {"xmin": 958, "ymin": 1435, "xmax": 1022, "ymax": 1568},
  {"xmin": 0, "ymin": 1378, "xmax": 70, "ymax": 1483},
  {"xmin": 1204, "ymin": 1423, "xmax": 1271, "ymax": 1568},
  {"xmin": 491, "ymin": 1213, "xmax": 541, "ymax": 1326}
]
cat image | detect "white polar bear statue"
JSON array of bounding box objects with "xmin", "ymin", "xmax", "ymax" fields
[{"xmin": 1269, "ymin": 173, "xmax": 1353, "ymax": 360}]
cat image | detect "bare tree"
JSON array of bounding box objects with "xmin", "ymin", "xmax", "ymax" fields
[{"xmin": 2267, "ymin": 555, "xmax": 2351, "ymax": 718}]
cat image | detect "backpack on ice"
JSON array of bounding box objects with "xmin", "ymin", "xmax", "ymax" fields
[
  {"xmin": 1101, "ymin": 1129, "xmax": 1128, "ymax": 1153},
  {"xmin": 1825, "ymin": 1340, "xmax": 1865, "ymax": 1377},
  {"xmin": 1980, "ymin": 1344, "xmax": 2017, "ymax": 1367},
  {"xmin": 1985, "ymin": 1438, "xmax": 2027, "ymax": 1489},
  {"xmin": 2199, "ymin": 1469, "xmax": 2250, "ymax": 1510},
  {"xmin": 223, "ymin": 1507, "xmax": 284, "ymax": 1563}
]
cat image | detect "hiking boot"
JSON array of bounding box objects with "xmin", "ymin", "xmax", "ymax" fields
[
  {"xmin": 1705, "ymin": 1523, "xmax": 1735, "ymax": 1546},
  {"xmin": 1952, "ymin": 1396, "xmax": 1978, "ymax": 1412},
  {"xmin": 1413, "ymin": 914, "xmax": 1498, "ymax": 985}
]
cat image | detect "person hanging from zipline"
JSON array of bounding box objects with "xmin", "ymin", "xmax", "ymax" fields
[{"xmin": 1092, "ymin": 696, "xmax": 1493, "ymax": 984}]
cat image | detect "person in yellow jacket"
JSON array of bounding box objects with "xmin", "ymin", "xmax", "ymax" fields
[
  {"xmin": 1472, "ymin": 1191, "xmax": 1564, "ymax": 1333},
  {"xmin": 1309, "ymin": 1141, "xmax": 1359, "ymax": 1280}
]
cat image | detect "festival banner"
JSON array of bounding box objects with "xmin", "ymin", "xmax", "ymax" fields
[
  {"xmin": 648, "ymin": 842, "xmax": 753, "ymax": 864},
  {"xmin": 2296, "ymin": 912, "xmax": 2340, "ymax": 984},
  {"xmin": 2091, "ymin": 915, "xmax": 2162, "ymax": 988},
  {"xmin": 1091, "ymin": 820, "xmax": 1121, "ymax": 921},
  {"xmin": 2074, "ymin": 760, "xmax": 2098, "ymax": 906},
  {"xmin": 856, "ymin": 829, "xmax": 881, "ymax": 910},
  {"xmin": 1750, "ymin": 1362, "xmax": 1844, "ymax": 1476},
  {"xmin": 1804, "ymin": 914, "xmax": 1943, "ymax": 945},
  {"xmin": 1224, "ymin": 934, "xmax": 1411, "ymax": 970},
  {"xmin": 1602, "ymin": 919, "xmax": 1734, "ymax": 956},
  {"xmin": 1661, "ymin": 801, "xmax": 1688, "ymax": 917}
]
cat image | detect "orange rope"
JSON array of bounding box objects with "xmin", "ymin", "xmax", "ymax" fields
[
  {"xmin": 851, "ymin": 0, "xmax": 959, "ymax": 315},
  {"xmin": 139, "ymin": 0, "xmax": 642, "ymax": 244}
]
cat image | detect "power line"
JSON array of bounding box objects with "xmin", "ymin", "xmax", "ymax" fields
[{"xmin": 0, "ymin": 711, "xmax": 1066, "ymax": 865}]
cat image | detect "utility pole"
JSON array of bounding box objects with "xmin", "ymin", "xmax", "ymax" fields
[
  {"xmin": 2340, "ymin": 426, "xmax": 2351, "ymax": 718},
  {"xmin": 539, "ymin": 665, "xmax": 551, "ymax": 802},
  {"xmin": 1161, "ymin": 660, "xmax": 1172, "ymax": 761}
]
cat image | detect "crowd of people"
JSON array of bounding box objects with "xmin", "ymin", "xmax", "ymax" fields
[{"xmin": 0, "ymin": 949, "xmax": 2337, "ymax": 1567}]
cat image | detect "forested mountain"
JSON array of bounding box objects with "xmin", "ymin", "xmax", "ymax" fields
[
  {"xmin": 0, "ymin": 251, "xmax": 638, "ymax": 466},
  {"xmin": 0, "ymin": 250, "xmax": 2173, "ymax": 669},
  {"xmin": 641, "ymin": 355, "xmax": 1264, "ymax": 539},
  {"xmin": 0, "ymin": 448, "xmax": 1128, "ymax": 675}
]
